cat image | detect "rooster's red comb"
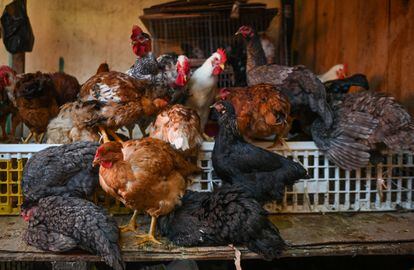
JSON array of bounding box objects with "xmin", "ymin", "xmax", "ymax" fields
[
  {"xmin": 216, "ymin": 48, "xmax": 227, "ymax": 64},
  {"xmin": 131, "ymin": 25, "xmax": 143, "ymax": 38},
  {"xmin": 0, "ymin": 65, "xmax": 16, "ymax": 75}
]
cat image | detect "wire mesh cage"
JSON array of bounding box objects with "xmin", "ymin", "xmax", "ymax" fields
[{"xmin": 140, "ymin": 1, "xmax": 278, "ymax": 87}]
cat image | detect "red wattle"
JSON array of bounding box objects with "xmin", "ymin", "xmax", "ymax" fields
[{"xmin": 101, "ymin": 161, "xmax": 113, "ymax": 169}]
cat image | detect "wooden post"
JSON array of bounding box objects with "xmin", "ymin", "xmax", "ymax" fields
[{"xmin": 11, "ymin": 52, "xmax": 25, "ymax": 74}]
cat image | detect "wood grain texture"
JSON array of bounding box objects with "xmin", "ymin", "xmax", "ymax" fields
[
  {"xmin": 0, "ymin": 213, "xmax": 414, "ymax": 262},
  {"xmin": 293, "ymin": 0, "xmax": 414, "ymax": 115}
]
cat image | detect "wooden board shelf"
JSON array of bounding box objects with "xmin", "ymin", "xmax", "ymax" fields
[{"xmin": 0, "ymin": 213, "xmax": 413, "ymax": 262}]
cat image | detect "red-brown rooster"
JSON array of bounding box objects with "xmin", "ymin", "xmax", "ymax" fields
[{"xmin": 218, "ymin": 84, "xmax": 291, "ymax": 147}]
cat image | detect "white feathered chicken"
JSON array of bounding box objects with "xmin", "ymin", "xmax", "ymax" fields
[{"xmin": 185, "ymin": 48, "xmax": 227, "ymax": 133}]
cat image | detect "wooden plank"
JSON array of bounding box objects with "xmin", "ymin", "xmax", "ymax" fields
[
  {"xmin": 11, "ymin": 53, "xmax": 25, "ymax": 74},
  {"xmin": 0, "ymin": 213, "xmax": 413, "ymax": 262}
]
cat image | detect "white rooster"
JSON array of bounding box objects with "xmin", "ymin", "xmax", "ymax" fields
[{"xmin": 185, "ymin": 48, "xmax": 227, "ymax": 134}]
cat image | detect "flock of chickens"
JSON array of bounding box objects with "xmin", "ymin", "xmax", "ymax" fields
[{"xmin": 1, "ymin": 24, "xmax": 414, "ymax": 269}]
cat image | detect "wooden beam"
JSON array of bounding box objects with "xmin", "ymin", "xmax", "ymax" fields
[{"xmin": 11, "ymin": 53, "xmax": 25, "ymax": 74}]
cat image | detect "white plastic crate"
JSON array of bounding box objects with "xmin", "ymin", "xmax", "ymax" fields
[
  {"xmin": 0, "ymin": 142, "xmax": 413, "ymax": 214},
  {"xmin": 193, "ymin": 141, "xmax": 414, "ymax": 213}
]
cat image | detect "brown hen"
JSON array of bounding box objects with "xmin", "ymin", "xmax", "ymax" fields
[
  {"xmin": 219, "ymin": 83, "xmax": 291, "ymax": 147},
  {"xmin": 48, "ymin": 72, "xmax": 80, "ymax": 106},
  {"xmin": 149, "ymin": 104, "xmax": 203, "ymax": 158},
  {"xmin": 93, "ymin": 138, "xmax": 200, "ymax": 245}
]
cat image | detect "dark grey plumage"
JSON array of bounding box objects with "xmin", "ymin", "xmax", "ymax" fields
[
  {"xmin": 212, "ymin": 100, "xmax": 308, "ymax": 204},
  {"xmin": 22, "ymin": 196, "xmax": 124, "ymax": 270},
  {"xmin": 22, "ymin": 141, "xmax": 99, "ymax": 204},
  {"xmin": 312, "ymin": 89, "xmax": 414, "ymax": 170},
  {"xmin": 158, "ymin": 186, "xmax": 285, "ymax": 260}
]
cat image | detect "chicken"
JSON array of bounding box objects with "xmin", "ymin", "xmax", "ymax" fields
[
  {"xmin": 0, "ymin": 93, "xmax": 21, "ymax": 142},
  {"xmin": 149, "ymin": 104, "xmax": 203, "ymax": 158},
  {"xmin": 126, "ymin": 25, "xmax": 159, "ymax": 82},
  {"xmin": 312, "ymin": 79, "xmax": 414, "ymax": 170},
  {"xmin": 92, "ymin": 138, "xmax": 200, "ymax": 244},
  {"xmin": 46, "ymin": 102, "xmax": 78, "ymax": 144},
  {"xmin": 22, "ymin": 142, "xmax": 99, "ymax": 205},
  {"xmin": 317, "ymin": 64, "xmax": 348, "ymax": 83},
  {"xmin": 185, "ymin": 48, "xmax": 227, "ymax": 133},
  {"xmin": 48, "ymin": 72, "xmax": 81, "ymax": 106},
  {"xmin": 236, "ymin": 26, "xmax": 333, "ymax": 129},
  {"xmin": 134, "ymin": 54, "xmax": 191, "ymax": 137},
  {"xmin": 158, "ymin": 186, "xmax": 285, "ymax": 260},
  {"xmin": 22, "ymin": 196, "xmax": 125, "ymax": 270},
  {"xmin": 259, "ymin": 32, "xmax": 276, "ymax": 65},
  {"xmin": 218, "ymin": 84, "xmax": 291, "ymax": 147},
  {"xmin": 0, "ymin": 69, "xmax": 59, "ymax": 143},
  {"xmin": 75, "ymin": 71, "xmax": 168, "ymax": 143},
  {"xmin": 211, "ymin": 100, "xmax": 308, "ymax": 204}
]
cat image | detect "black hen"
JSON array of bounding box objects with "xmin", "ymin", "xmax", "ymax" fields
[
  {"xmin": 22, "ymin": 196, "xmax": 125, "ymax": 270},
  {"xmin": 22, "ymin": 142, "xmax": 99, "ymax": 205},
  {"xmin": 324, "ymin": 73, "xmax": 369, "ymax": 95},
  {"xmin": 312, "ymin": 78, "xmax": 414, "ymax": 170},
  {"xmin": 211, "ymin": 100, "xmax": 308, "ymax": 204},
  {"xmin": 158, "ymin": 186, "xmax": 285, "ymax": 260}
]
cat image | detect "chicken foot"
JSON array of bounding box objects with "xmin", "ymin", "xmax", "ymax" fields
[
  {"xmin": 202, "ymin": 132, "xmax": 214, "ymax": 142},
  {"xmin": 35, "ymin": 133, "xmax": 45, "ymax": 143},
  {"xmin": 269, "ymin": 135, "xmax": 290, "ymax": 151},
  {"xmin": 135, "ymin": 216, "xmax": 162, "ymax": 245},
  {"xmin": 119, "ymin": 210, "xmax": 139, "ymax": 233}
]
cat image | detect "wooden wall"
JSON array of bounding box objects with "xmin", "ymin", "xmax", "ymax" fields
[{"xmin": 293, "ymin": 0, "xmax": 414, "ymax": 114}]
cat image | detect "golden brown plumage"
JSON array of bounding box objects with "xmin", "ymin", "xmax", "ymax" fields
[
  {"xmin": 149, "ymin": 104, "xmax": 203, "ymax": 158},
  {"xmin": 14, "ymin": 72, "xmax": 59, "ymax": 142},
  {"xmin": 49, "ymin": 72, "xmax": 80, "ymax": 106},
  {"xmin": 219, "ymin": 83, "xmax": 291, "ymax": 146},
  {"xmin": 93, "ymin": 138, "xmax": 200, "ymax": 244}
]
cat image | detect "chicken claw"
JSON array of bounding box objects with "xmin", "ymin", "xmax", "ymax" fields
[
  {"xmin": 22, "ymin": 132, "xmax": 33, "ymax": 144},
  {"xmin": 135, "ymin": 216, "xmax": 162, "ymax": 246},
  {"xmin": 202, "ymin": 132, "xmax": 214, "ymax": 142},
  {"xmin": 107, "ymin": 129, "xmax": 124, "ymax": 143},
  {"xmin": 119, "ymin": 210, "xmax": 139, "ymax": 233},
  {"xmin": 135, "ymin": 234, "xmax": 162, "ymax": 245}
]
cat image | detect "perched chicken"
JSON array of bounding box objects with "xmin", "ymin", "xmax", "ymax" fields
[
  {"xmin": 317, "ymin": 64, "xmax": 348, "ymax": 83},
  {"xmin": 312, "ymin": 81, "xmax": 414, "ymax": 170},
  {"xmin": 158, "ymin": 186, "xmax": 285, "ymax": 260},
  {"xmin": 134, "ymin": 54, "xmax": 191, "ymax": 137},
  {"xmin": 212, "ymin": 100, "xmax": 308, "ymax": 204},
  {"xmin": 185, "ymin": 48, "xmax": 227, "ymax": 133},
  {"xmin": 0, "ymin": 69, "xmax": 59, "ymax": 143},
  {"xmin": 22, "ymin": 196, "xmax": 125, "ymax": 270},
  {"xmin": 22, "ymin": 142, "xmax": 99, "ymax": 205},
  {"xmin": 236, "ymin": 26, "xmax": 333, "ymax": 129},
  {"xmin": 48, "ymin": 72, "xmax": 80, "ymax": 106},
  {"xmin": 93, "ymin": 138, "xmax": 200, "ymax": 244},
  {"xmin": 218, "ymin": 84, "xmax": 291, "ymax": 147},
  {"xmin": 149, "ymin": 104, "xmax": 203, "ymax": 158},
  {"xmin": 75, "ymin": 71, "xmax": 168, "ymax": 143}
]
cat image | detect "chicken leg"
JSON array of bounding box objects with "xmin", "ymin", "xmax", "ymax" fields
[
  {"xmin": 107, "ymin": 129, "xmax": 124, "ymax": 143},
  {"xmin": 23, "ymin": 132, "xmax": 33, "ymax": 144},
  {"xmin": 119, "ymin": 210, "xmax": 139, "ymax": 233},
  {"xmin": 98, "ymin": 126, "xmax": 111, "ymax": 143},
  {"xmin": 135, "ymin": 216, "xmax": 161, "ymax": 245}
]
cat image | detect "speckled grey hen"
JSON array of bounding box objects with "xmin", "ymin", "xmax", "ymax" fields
[
  {"xmin": 22, "ymin": 196, "xmax": 125, "ymax": 270},
  {"xmin": 22, "ymin": 142, "xmax": 99, "ymax": 205},
  {"xmin": 312, "ymin": 84, "xmax": 414, "ymax": 170}
]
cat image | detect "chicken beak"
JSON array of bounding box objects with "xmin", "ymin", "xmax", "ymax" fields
[
  {"xmin": 235, "ymin": 31, "xmax": 241, "ymax": 36},
  {"xmin": 92, "ymin": 157, "xmax": 100, "ymax": 167},
  {"xmin": 219, "ymin": 63, "xmax": 225, "ymax": 70}
]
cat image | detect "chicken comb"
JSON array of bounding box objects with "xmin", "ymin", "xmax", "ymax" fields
[
  {"xmin": 0, "ymin": 65, "xmax": 16, "ymax": 75},
  {"xmin": 216, "ymin": 48, "xmax": 227, "ymax": 64},
  {"xmin": 131, "ymin": 25, "xmax": 143, "ymax": 39}
]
